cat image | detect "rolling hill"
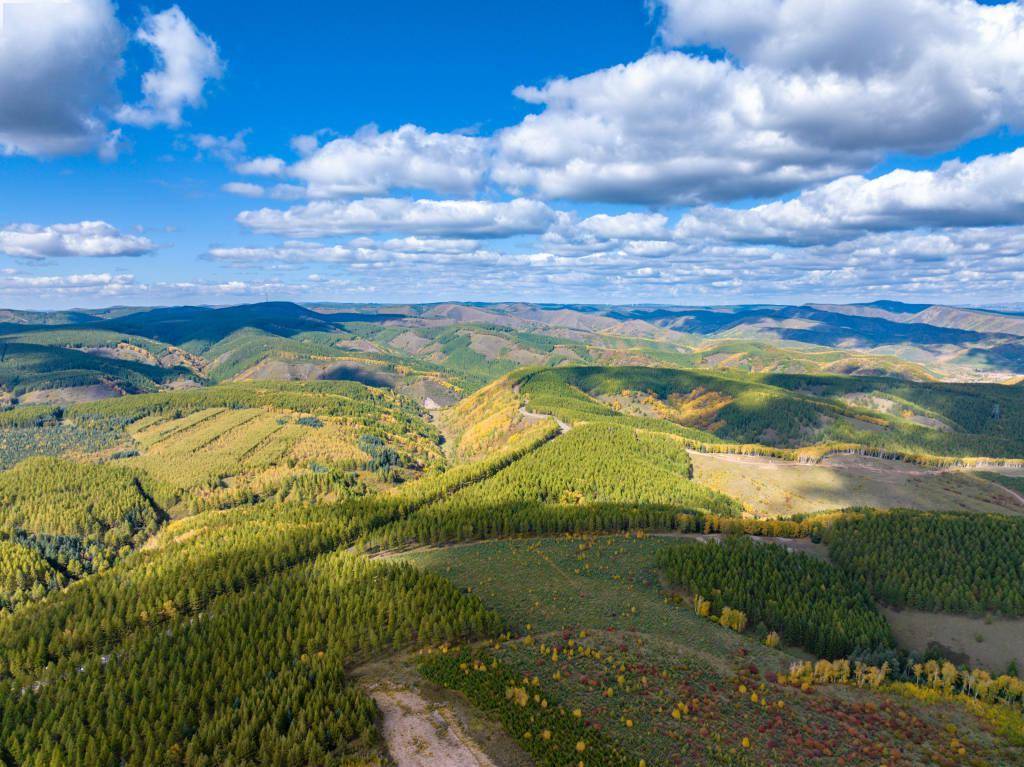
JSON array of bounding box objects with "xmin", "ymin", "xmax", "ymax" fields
[
  {"xmin": 1, "ymin": 299, "xmax": 1021, "ymax": 411},
  {"xmin": 1, "ymin": 301, "xmax": 1023, "ymax": 766}
]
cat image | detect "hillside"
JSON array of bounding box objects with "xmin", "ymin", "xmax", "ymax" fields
[
  {"xmin": 0, "ymin": 304, "xmax": 1022, "ymax": 766},
  {"xmin": 1, "ymin": 300, "xmax": 1022, "ymax": 411}
]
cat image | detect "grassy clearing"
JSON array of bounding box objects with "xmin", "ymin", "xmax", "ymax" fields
[
  {"xmin": 405, "ymin": 535, "xmax": 797, "ymax": 669},
  {"xmin": 691, "ymin": 452, "xmax": 1024, "ymax": 517},
  {"xmin": 882, "ymin": 607, "xmax": 1024, "ymax": 675},
  {"xmin": 408, "ymin": 536, "xmax": 1023, "ymax": 766}
]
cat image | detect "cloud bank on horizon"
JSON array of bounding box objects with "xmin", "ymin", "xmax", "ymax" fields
[{"xmin": 0, "ymin": 0, "xmax": 1022, "ymax": 308}]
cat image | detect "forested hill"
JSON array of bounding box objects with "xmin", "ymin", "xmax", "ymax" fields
[{"xmin": 0, "ymin": 299, "xmax": 1022, "ymax": 410}]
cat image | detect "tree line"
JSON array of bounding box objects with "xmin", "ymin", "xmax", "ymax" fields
[
  {"xmin": 825, "ymin": 509, "xmax": 1024, "ymax": 615},
  {"xmin": 657, "ymin": 536, "xmax": 893, "ymax": 658}
]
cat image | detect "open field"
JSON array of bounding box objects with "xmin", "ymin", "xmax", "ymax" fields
[
  {"xmin": 408, "ymin": 536, "xmax": 1024, "ymax": 766},
  {"xmin": 690, "ymin": 451, "xmax": 1024, "ymax": 516},
  {"xmin": 883, "ymin": 607, "xmax": 1024, "ymax": 674},
  {"xmin": 404, "ymin": 535, "xmax": 784, "ymax": 667}
]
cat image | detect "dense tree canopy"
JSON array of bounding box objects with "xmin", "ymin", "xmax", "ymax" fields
[
  {"xmin": 826, "ymin": 509, "xmax": 1024, "ymax": 615},
  {"xmin": 657, "ymin": 537, "xmax": 893, "ymax": 658}
]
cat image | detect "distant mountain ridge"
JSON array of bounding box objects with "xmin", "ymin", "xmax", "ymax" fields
[{"xmin": 1, "ymin": 299, "xmax": 1022, "ymax": 407}]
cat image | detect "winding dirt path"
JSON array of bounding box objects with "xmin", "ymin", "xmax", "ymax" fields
[{"xmin": 518, "ymin": 406, "xmax": 570, "ymax": 433}]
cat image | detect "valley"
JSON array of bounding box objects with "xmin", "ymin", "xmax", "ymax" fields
[{"xmin": 0, "ymin": 301, "xmax": 1022, "ymax": 766}]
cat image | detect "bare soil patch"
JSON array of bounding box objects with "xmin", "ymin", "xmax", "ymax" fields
[
  {"xmin": 20, "ymin": 383, "xmax": 121, "ymax": 405},
  {"xmin": 355, "ymin": 661, "xmax": 531, "ymax": 767},
  {"xmin": 882, "ymin": 607, "xmax": 1024, "ymax": 674},
  {"xmin": 690, "ymin": 450, "xmax": 1024, "ymax": 517}
]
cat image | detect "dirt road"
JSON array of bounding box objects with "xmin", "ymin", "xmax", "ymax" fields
[{"xmin": 366, "ymin": 680, "xmax": 499, "ymax": 767}]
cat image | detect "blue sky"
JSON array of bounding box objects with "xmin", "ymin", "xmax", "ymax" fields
[{"xmin": 1, "ymin": 0, "xmax": 1023, "ymax": 308}]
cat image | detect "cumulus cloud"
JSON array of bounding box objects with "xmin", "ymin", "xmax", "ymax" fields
[
  {"xmin": 234, "ymin": 156, "xmax": 286, "ymax": 176},
  {"xmin": 286, "ymin": 124, "xmax": 489, "ymax": 197},
  {"xmin": 237, "ymin": 197, "xmax": 556, "ymax": 238},
  {"xmin": 0, "ymin": 2, "xmax": 222, "ymax": 157},
  {"xmin": 0, "ymin": 270, "xmax": 136, "ymax": 296},
  {"xmin": 116, "ymin": 6, "xmax": 224, "ymax": 128},
  {"xmin": 0, "ymin": 222, "xmax": 157, "ymax": 259},
  {"xmin": 493, "ymin": 0, "xmax": 1024, "ymax": 203},
  {"xmin": 0, "ymin": 0, "xmax": 125, "ymax": 157},
  {"xmin": 191, "ymin": 131, "xmax": 248, "ymax": 162},
  {"xmin": 221, "ymin": 182, "xmax": 266, "ymax": 198},
  {"xmin": 676, "ymin": 148, "xmax": 1024, "ymax": 245},
  {"xmin": 576, "ymin": 213, "xmax": 670, "ymax": 240}
]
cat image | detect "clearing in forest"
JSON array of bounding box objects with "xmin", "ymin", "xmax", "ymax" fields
[
  {"xmin": 689, "ymin": 451, "xmax": 1024, "ymax": 517},
  {"xmin": 408, "ymin": 535, "xmax": 1023, "ymax": 766}
]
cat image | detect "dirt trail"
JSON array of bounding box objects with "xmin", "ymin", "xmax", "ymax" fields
[
  {"xmin": 518, "ymin": 406, "xmax": 569, "ymax": 433},
  {"xmin": 976, "ymin": 477, "xmax": 1024, "ymax": 508},
  {"xmin": 366, "ymin": 680, "xmax": 499, "ymax": 767}
]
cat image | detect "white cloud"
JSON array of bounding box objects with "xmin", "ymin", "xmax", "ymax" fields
[
  {"xmin": 676, "ymin": 148, "xmax": 1024, "ymax": 245},
  {"xmin": 222, "ymin": 181, "xmax": 317, "ymax": 200},
  {"xmin": 234, "ymin": 156, "xmax": 286, "ymax": 176},
  {"xmin": 116, "ymin": 6, "xmax": 224, "ymax": 128},
  {"xmin": 198, "ymin": 222, "xmax": 1024, "ymax": 304},
  {"xmin": 191, "ymin": 131, "xmax": 248, "ymax": 162},
  {"xmin": 0, "ymin": 2, "xmax": 223, "ymax": 157},
  {"xmin": 577, "ymin": 212, "xmax": 670, "ymax": 240},
  {"xmin": 492, "ymin": 52, "xmax": 868, "ymax": 204},
  {"xmin": 206, "ymin": 236, "xmax": 493, "ymax": 268},
  {"xmin": 493, "ymin": 0, "xmax": 1024, "ymax": 203},
  {"xmin": 221, "ymin": 182, "xmax": 266, "ymax": 198},
  {"xmin": 0, "ymin": 222, "xmax": 157, "ymax": 259},
  {"xmin": 287, "ymin": 124, "xmax": 489, "ymax": 197},
  {"xmin": 237, "ymin": 197, "xmax": 556, "ymax": 238},
  {"xmin": 0, "ymin": 271, "xmax": 136, "ymax": 296},
  {"xmin": 0, "ymin": 0, "xmax": 125, "ymax": 157}
]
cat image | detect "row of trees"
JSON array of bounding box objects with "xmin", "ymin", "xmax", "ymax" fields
[
  {"xmin": 1, "ymin": 549, "xmax": 500, "ymax": 767},
  {"xmin": 367, "ymin": 422, "xmax": 741, "ymax": 548},
  {"xmin": 825, "ymin": 509, "xmax": 1024, "ymax": 615},
  {"xmin": 0, "ymin": 499, "xmax": 398, "ymax": 675},
  {"xmin": 657, "ymin": 537, "xmax": 893, "ymax": 658}
]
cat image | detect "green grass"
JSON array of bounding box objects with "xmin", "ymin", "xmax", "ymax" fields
[
  {"xmin": 977, "ymin": 471, "xmax": 1024, "ymax": 496},
  {"xmin": 406, "ymin": 535, "xmax": 776, "ymax": 665},
  {"xmin": 409, "ymin": 536, "xmax": 1023, "ymax": 766}
]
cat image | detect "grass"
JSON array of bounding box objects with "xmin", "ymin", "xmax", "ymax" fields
[
  {"xmin": 405, "ymin": 535, "xmax": 786, "ymax": 667},
  {"xmin": 407, "ymin": 535, "xmax": 1023, "ymax": 766},
  {"xmin": 691, "ymin": 452, "xmax": 1024, "ymax": 517}
]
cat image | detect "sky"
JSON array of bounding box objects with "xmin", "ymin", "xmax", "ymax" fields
[{"xmin": 1, "ymin": 0, "xmax": 1024, "ymax": 310}]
